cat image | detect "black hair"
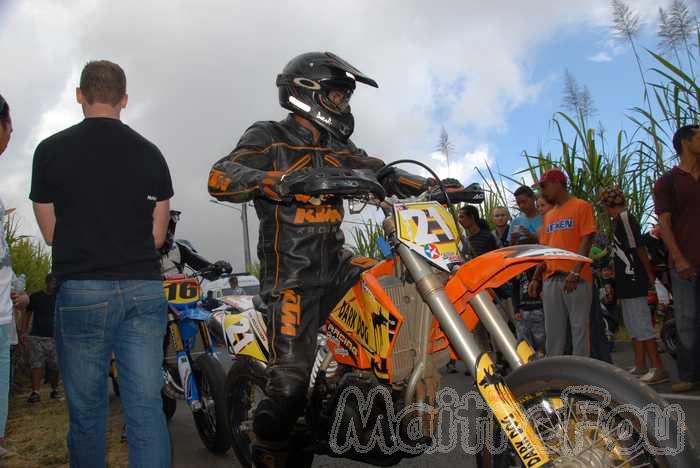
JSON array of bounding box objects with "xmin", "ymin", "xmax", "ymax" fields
[
  {"xmin": 672, "ymin": 124, "xmax": 700, "ymax": 154},
  {"xmin": 46, "ymin": 273, "xmax": 55, "ymax": 282},
  {"xmin": 459, "ymin": 205, "xmax": 490, "ymax": 230},
  {"xmin": 0, "ymin": 94, "xmax": 10, "ymax": 130},
  {"xmin": 514, "ymin": 185, "xmax": 534, "ymax": 198}
]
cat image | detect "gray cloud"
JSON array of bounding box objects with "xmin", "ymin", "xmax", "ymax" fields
[{"xmin": 0, "ymin": 0, "xmax": 672, "ymax": 269}]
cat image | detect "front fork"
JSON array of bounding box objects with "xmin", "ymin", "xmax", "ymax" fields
[
  {"xmin": 167, "ymin": 311, "xmax": 202, "ymax": 411},
  {"xmin": 396, "ymin": 244, "xmax": 551, "ymax": 467}
]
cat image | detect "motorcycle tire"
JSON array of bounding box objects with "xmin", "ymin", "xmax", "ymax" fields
[
  {"xmin": 192, "ymin": 353, "xmax": 232, "ymax": 455},
  {"xmin": 162, "ymin": 388, "xmax": 177, "ymax": 421},
  {"xmin": 661, "ymin": 318, "xmax": 679, "ymax": 359},
  {"xmin": 477, "ymin": 355, "xmax": 697, "ymax": 468},
  {"xmin": 227, "ymin": 356, "xmax": 314, "ymax": 468}
]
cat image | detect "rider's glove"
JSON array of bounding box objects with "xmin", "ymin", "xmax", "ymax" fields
[
  {"xmin": 258, "ymin": 171, "xmax": 285, "ymax": 201},
  {"xmin": 214, "ymin": 260, "xmax": 232, "ymax": 274}
]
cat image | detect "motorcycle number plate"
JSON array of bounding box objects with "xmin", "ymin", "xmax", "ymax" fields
[
  {"xmin": 163, "ymin": 278, "xmax": 201, "ymax": 305},
  {"xmin": 394, "ymin": 201, "xmax": 462, "ymax": 272}
]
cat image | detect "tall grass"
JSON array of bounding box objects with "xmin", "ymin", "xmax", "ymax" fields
[
  {"xmin": 3, "ymin": 211, "xmax": 51, "ymax": 293},
  {"xmin": 349, "ymin": 220, "xmax": 385, "ymax": 260}
]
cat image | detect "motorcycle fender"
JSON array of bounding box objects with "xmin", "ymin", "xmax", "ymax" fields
[
  {"xmin": 446, "ymin": 244, "xmax": 591, "ymax": 304},
  {"xmin": 222, "ymin": 310, "xmax": 269, "ymax": 364},
  {"xmin": 516, "ymin": 339, "xmax": 536, "ymax": 364}
]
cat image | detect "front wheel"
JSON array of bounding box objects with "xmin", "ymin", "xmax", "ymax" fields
[
  {"xmin": 162, "ymin": 389, "xmax": 177, "ymax": 421},
  {"xmin": 192, "ymin": 353, "xmax": 232, "ymax": 454},
  {"xmin": 227, "ymin": 356, "xmax": 314, "ymax": 468},
  {"xmin": 477, "ymin": 355, "xmax": 696, "ymax": 467}
]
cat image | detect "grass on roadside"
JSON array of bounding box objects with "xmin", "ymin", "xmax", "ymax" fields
[{"xmin": 3, "ymin": 385, "xmax": 128, "ymax": 467}]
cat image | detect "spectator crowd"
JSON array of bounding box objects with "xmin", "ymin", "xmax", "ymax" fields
[{"xmin": 454, "ymin": 125, "xmax": 700, "ymax": 395}]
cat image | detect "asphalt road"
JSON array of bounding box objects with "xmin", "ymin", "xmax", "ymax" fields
[{"xmin": 158, "ymin": 342, "xmax": 700, "ymax": 467}]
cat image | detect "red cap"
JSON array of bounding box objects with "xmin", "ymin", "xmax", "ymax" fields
[{"xmin": 536, "ymin": 168, "xmax": 567, "ymax": 187}]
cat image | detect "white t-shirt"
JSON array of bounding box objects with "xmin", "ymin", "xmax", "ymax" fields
[{"xmin": 0, "ymin": 196, "xmax": 14, "ymax": 325}]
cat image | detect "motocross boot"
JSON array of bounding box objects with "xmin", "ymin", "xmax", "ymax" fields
[{"xmin": 251, "ymin": 437, "xmax": 290, "ymax": 468}]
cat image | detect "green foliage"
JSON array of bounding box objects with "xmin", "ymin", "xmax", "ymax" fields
[
  {"xmin": 3, "ymin": 212, "xmax": 51, "ymax": 293},
  {"xmin": 475, "ymin": 162, "xmax": 512, "ymax": 229},
  {"xmin": 349, "ymin": 220, "xmax": 385, "ymax": 260},
  {"xmin": 247, "ymin": 261, "xmax": 261, "ymax": 280},
  {"xmin": 9, "ymin": 239, "xmax": 51, "ymax": 293}
]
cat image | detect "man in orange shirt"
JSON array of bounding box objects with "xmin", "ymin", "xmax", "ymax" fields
[{"xmin": 528, "ymin": 169, "xmax": 596, "ymax": 356}]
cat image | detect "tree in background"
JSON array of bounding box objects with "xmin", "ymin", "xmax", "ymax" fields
[{"xmin": 2, "ymin": 211, "xmax": 51, "ymax": 293}]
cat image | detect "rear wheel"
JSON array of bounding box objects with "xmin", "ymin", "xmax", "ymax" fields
[
  {"xmin": 227, "ymin": 356, "xmax": 314, "ymax": 468},
  {"xmin": 192, "ymin": 353, "xmax": 231, "ymax": 454},
  {"xmin": 660, "ymin": 318, "xmax": 678, "ymax": 359},
  {"xmin": 477, "ymin": 355, "xmax": 696, "ymax": 467}
]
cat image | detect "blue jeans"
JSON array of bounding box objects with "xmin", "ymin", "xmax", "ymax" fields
[
  {"xmin": 55, "ymin": 280, "xmax": 171, "ymax": 468},
  {"xmin": 0, "ymin": 324, "xmax": 11, "ymax": 439},
  {"xmin": 670, "ymin": 269, "xmax": 700, "ymax": 382}
]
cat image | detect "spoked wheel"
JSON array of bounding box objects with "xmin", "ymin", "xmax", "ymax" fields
[
  {"xmin": 192, "ymin": 354, "xmax": 232, "ymax": 454},
  {"xmin": 660, "ymin": 319, "xmax": 678, "ymax": 359},
  {"xmin": 227, "ymin": 356, "xmax": 314, "ymax": 468},
  {"xmin": 477, "ymin": 356, "xmax": 696, "ymax": 468}
]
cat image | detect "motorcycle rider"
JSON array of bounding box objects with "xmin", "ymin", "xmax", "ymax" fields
[
  {"xmin": 208, "ymin": 52, "xmax": 439, "ymax": 464},
  {"xmin": 160, "ymin": 210, "xmax": 232, "ymax": 278}
]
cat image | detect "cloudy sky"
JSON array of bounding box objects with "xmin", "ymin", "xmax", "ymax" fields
[{"xmin": 0, "ymin": 0, "xmax": 691, "ymax": 269}]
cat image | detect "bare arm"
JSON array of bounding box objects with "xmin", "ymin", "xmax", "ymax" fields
[
  {"xmin": 636, "ymin": 246, "xmax": 656, "ymax": 285},
  {"xmin": 152, "ymin": 200, "xmax": 170, "ymax": 249},
  {"xmin": 572, "ymin": 233, "xmax": 594, "ymax": 274},
  {"xmin": 20, "ymin": 307, "xmax": 32, "ymax": 336},
  {"xmin": 32, "ymin": 202, "xmax": 56, "ymax": 246},
  {"xmin": 658, "ymin": 212, "xmax": 685, "ymax": 264}
]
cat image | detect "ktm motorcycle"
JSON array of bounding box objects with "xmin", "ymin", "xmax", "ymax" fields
[{"xmin": 211, "ymin": 164, "xmax": 696, "ymax": 467}]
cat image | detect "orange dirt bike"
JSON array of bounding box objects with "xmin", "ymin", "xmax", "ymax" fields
[{"xmin": 211, "ymin": 164, "xmax": 696, "ymax": 468}]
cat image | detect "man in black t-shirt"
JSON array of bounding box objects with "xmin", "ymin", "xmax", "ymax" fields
[
  {"xmin": 20, "ymin": 274, "xmax": 60, "ymax": 403},
  {"xmin": 458, "ymin": 205, "xmax": 498, "ymax": 258},
  {"xmin": 600, "ymin": 187, "xmax": 668, "ymax": 385},
  {"xmin": 29, "ymin": 61, "xmax": 172, "ymax": 468}
]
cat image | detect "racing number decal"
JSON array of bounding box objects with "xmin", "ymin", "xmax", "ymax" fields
[
  {"xmin": 399, "ymin": 207, "xmax": 455, "ymax": 245},
  {"xmin": 225, "ymin": 316, "xmax": 256, "ymax": 354},
  {"xmin": 163, "ymin": 280, "xmax": 200, "ymax": 303}
]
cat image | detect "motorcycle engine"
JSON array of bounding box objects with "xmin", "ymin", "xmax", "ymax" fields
[{"xmin": 311, "ymin": 370, "xmax": 429, "ymax": 465}]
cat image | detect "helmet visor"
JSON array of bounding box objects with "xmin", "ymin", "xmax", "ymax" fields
[{"xmin": 319, "ymin": 78, "xmax": 354, "ymax": 114}]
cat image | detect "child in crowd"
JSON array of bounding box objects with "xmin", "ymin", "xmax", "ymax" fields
[{"xmin": 600, "ymin": 187, "xmax": 668, "ymax": 384}]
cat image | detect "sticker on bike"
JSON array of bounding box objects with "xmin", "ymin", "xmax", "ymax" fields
[
  {"xmin": 163, "ymin": 278, "xmax": 201, "ymax": 304},
  {"xmin": 395, "ymin": 201, "xmax": 462, "ymax": 271}
]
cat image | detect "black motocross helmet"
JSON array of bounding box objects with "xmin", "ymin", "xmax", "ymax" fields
[{"xmin": 276, "ymin": 52, "xmax": 378, "ymax": 141}]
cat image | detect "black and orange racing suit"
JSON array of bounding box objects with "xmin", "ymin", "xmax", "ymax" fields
[{"xmin": 208, "ymin": 114, "xmax": 429, "ymax": 440}]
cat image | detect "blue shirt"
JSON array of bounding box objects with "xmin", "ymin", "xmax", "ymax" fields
[{"xmin": 508, "ymin": 213, "xmax": 543, "ymax": 243}]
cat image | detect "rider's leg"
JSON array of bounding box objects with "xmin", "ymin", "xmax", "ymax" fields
[{"xmin": 254, "ymin": 288, "xmax": 322, "ymax": 441}]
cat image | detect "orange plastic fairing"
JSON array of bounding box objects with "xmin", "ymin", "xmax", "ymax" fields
[{"xmin": 446, "ymin": 244, "xmax": 591, "ymax": 305}]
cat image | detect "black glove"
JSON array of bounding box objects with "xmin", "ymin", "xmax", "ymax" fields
[
  {"xmin": 214, "ymin": 260, "xmax": 233, "ymax": 274},
  {"xmin": 202, "ymin": 261, "xmax": 231, "ymax": 281}
]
